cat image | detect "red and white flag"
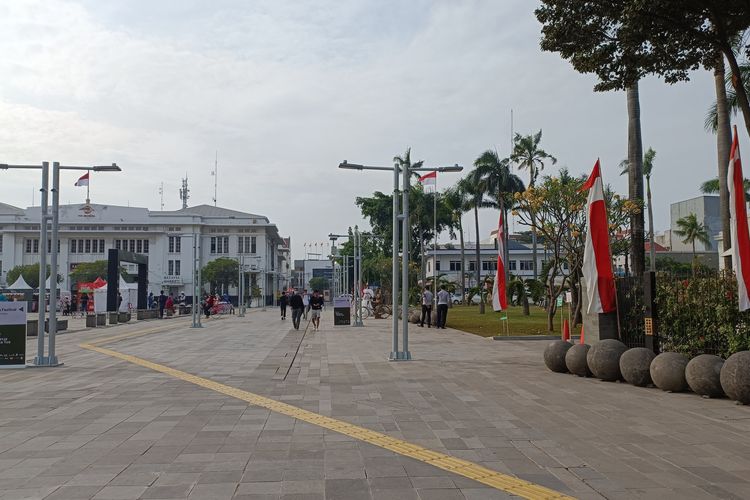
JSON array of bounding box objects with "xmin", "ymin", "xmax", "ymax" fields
[
  {"xmin": 492, "ymin": 211, "xmax": 507, "ymax": 311},
  {"xmin": 728, "ymin": 125, "xmax": 750, "ymax": 311},
  {"xmin": 581, "ymin": 159, "xmax": 616, "ymax": 314},
  {"xmin": 418, "ymin": 170, "xmax": 437, "ymax": 187},
  {"xmin": 74, "ymin": 172, "xmax": 90, "ymax": 187}
]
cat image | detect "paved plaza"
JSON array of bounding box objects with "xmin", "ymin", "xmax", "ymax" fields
[{"xmin": 1, "ymin": 310, "xmax": 749, "ymax": 499}]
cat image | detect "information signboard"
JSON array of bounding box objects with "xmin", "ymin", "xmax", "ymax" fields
[
  {"xmin": 0, "ymin": 302, "xmax": 27, "ymax": 368},
  {"xmin": 333, "ymin": 297, "xmax": 351, "ymax": 326}
]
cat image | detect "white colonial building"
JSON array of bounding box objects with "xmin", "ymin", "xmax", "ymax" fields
[
  {"xmin": 0, "ymin": 202, "xmax": 290, "ymax": 304},
  {"xmin": 425, "ymin": 239, "xmax": 549, "ymax": 290}
]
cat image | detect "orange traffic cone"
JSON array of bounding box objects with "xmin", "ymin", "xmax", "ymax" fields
[
  {"xmin": 562, "ymin": 319, "xmax": 570, "ymax": 341},
  {"xmin": 579, "ymin": 324, "xmax": 585, "ymax": 344}
]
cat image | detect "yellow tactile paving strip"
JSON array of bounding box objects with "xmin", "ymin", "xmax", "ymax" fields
[{"xmin": 80, "ymin": 331, "xmax": 575, "ymax": 499}]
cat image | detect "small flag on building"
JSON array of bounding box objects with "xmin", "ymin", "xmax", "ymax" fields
[
  {"xmin": 728, "ymin": 125, "xmax": 750, "ymax": 311},
  {"xmin": 581, "ymin": 159, "xmax": 616, "ymax": 315},
  {"xmin": 492, "ymin": 211, "xmax": 507, "ymax": 311},
  {"xmin": 418, "ymin": 170, "xmax": 437, "ymax": 187},
  {"xmin": 74, "ymin": 172, "xmax": 90, "ymax": 187}
]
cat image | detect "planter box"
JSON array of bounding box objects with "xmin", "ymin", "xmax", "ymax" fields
[
  {"xmin": 108, "ymin": 312, "xmax": 119, "ymax": 325},
  {"xmin": 27, "ymin": 319, "xmax": 38, "ymax": 337},
  {"xmin": 45, "ymin": 319, "xmax": 68, "ymax": 333},
  {"xmin": 118, "ymin": 312, "xmax": 131, "ymax": 323},
  {"xmin": 86, "ymin": 314, "xmax": 98, "ymax": 328},
  {"xmin": 96, "ymin": 313, "xmax": 106, "ymax": 326}
]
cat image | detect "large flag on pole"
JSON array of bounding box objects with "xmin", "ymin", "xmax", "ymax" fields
[
  {"xmin": 581, "ymin": 159, "xmax": 616, "ymax": 314},
  {"xmin": 418, "ymin": 170, "xmax": 437, "ymax": 187},
  {"xmin": 492, "ymin": 211, "xmax": 507, "ymax": 311},
  {"xmin": 74, "ymin": 172, "xmax": 89, "ymax": 187},
  {"xmin": 728, "ymin": 125, "xmax": 750, "ymax": 311}
]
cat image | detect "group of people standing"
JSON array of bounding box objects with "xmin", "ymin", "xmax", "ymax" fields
[
  {"xmin": 419, "ymin": 284, "xmax": 451, "ymax": 329},
  {"xmin": 279, "ymin": 289, "xmax": 324, "ymax": 331}
]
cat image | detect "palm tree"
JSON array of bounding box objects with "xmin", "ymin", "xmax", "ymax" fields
[
  {"xmin": 473, "ymin": 150, "xmax": 525, "ymax": 294},
  {"xmin": 511, "ymin": 130, "xmax": 556, "ymax": 281},
  {"xmin": 620, "ymin": 147, "xmax": 656, "ymax": 271},
  {"xmin": 674, "ymin": 213, "xmax": 711, "ymax": 269},
  {"xmin": 461, "ymin": 171, "xmax": 492, "ymax": 314},
  {"xmin": 442, "ymin": 184, "xmax": 468, "ymax": 304},
  {"xmin": 700, "ymin": 177, "xmax": 750, "ymax": 198},
  {"xmin": 626, "ymin": 83, "xmax": 646, "ymax": 278}
]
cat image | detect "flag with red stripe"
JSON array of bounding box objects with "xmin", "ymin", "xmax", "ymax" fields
[
  {"xmin": 74, "ymin": 172, "xmax": 89, "ymax": 187},
  {"xmin": 581, "ymin": 159, "xmax": 616, "ymax": 314},
  {"xmin": 728, "ymin": 125, "xmax": 750, "ymax": 311},
  {"xmin": 492, "ymin": 211, "xmax": 507, "ymax": 311},
  {"xmin": 418, "ymin": 170, "xmax": 437, "ymax": 187}
]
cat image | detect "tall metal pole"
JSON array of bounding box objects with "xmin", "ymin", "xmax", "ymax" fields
[
  {"xmin": 390, "ymin": 164, "xmax": 400, "ymax": 360},
  {"xmin": 35, "ymin": 162, "xmax": 49, "ymax": 366},
  {"xmin": 47, "ymin": 162, "xmax": 60, "ymax": 365},
  {"xmin": 238, "ymin": 256, "xmax": 244, "ymax": 317},
  {"xmin": 358, "ymin": 228, "xmax": 363, "ymax": 322},
  {"xmin": 401, "ymin": 163, "xmax": 411, "ymax": 359},
  {"xmin": 353, "ymin": 226, "xmax": 363, "ymax": 327},
  {"xmin": 191, "ymin": 233, "xmax": 202, "ymax": 328}
]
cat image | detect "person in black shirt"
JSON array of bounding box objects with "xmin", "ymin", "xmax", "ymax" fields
[
  {"xmin": 309, "ymin": 290, "xmax": 324, "ymax": 331},
  {"xmin": 279, "ymin": 291, "xmax": 288, "ymax": 320},
  {"xmin": 289, "ymin": 290, "xmax": 304, "ymax": 330}
]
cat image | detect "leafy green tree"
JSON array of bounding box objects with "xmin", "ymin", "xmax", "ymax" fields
[
  {"xmin": 308, "ymin": 277, "xmax": 329, "ymax": 292},
  {"xmin": 441, "ymin": 185, "xmax": 469, "ymax": 303},
  {"xmin": 69, "ymin": 260, "xmax": 116, "ymax": 285},
  {"xmin": 511, "ymin": 131, "xmax": 556, "ymax": 280},
  {"xmin": 202, "ymin": 257, "xmax": 238, "ymax": 293},
  {"xmin": 674, "ymin": 213, "xmax": 712, "ymax": 267},
  {"xmin": 6, "ymin": 264, "xmax": 61, "ymax": 289}
]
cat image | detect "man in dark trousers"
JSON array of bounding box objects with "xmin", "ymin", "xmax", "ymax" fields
[
  {"xmin": 289, "ymin": 290, "xmax": 305, "ymax": 330},
  {"xmin": 419, "ymin": 286, "xmax": 433, "ymax": 328},
  {"xmin": 436, "ymin": 285, "xmax": 450, "ymax": 329},
  {"xmin": 158, "ymin": 290, "xmax": 167, "ymax": 318},
  {"xmin": 279, "ymin": 291, "xmax": 288, "ymax": 320}
]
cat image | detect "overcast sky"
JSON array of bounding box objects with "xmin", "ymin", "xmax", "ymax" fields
[{"xmin": 0, "ymin": 0, "xmax": 729, "ymax": 259}]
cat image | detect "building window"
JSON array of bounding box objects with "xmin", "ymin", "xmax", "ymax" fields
[
  {"xmin": 175, "ymin": 260, "xmax": 181, "ymax": 276},
  {"xmin": 71, "ymin": 240, "xmax": 77, "ymax": 253},
  {"xmin": 99, "ymin": 239, "xmax": 105, "ymax": 253},
  {"xmin": 85, "ymin": 239, "xmax": 91, "ymax": 253},
  {"xmin": 520, "ymin": 260, "xmax": 534, "ymax": 271},
  {"xmin": 137, "ymin": 240, "xmax": 143, "ymax": 253},
  {"xmin": 482, "ymin": 261, "xmax": 497, "ymax": 271},
  {"xmin": 211, "ymin": 236, "xmax": 229, "ymax": 254},
  {"xmin": 47, "ymin": 239, "xmax": 60, "ymax": 253},
  {"xmin": 168, "ymin": 260, "xmax": 174, "ymax": 275},
  {"xmin": 168, "ymin": 236, "xmax": 181, "ymax": 253},
  {"xmin": 129, "ymin": 240, "xmax": 135, "ymax": 252},
  {"xmin": 449, "ymin": 260, "xmax": 461, "ymax": 271},
  {"xmin": 468, "ymin": 261, "xmax": 476, "ymax": 271},
  {"xmin": 114, "ymin": 240, "xmax": 120, "ymax": 250},
  {"xmin": 0, "ymin": 236, "xmax": 3, "ymax": 253},
  {"xmin": 251, "ymin": 236, "xmax": 256, "ymax": 254},
  {"xmin": 508, "ymin": 260, "xmax": 517, "ymax": 271},
  {"xmin": 143, "ymin": 240, "xmax": 149, "ymax": 253}
]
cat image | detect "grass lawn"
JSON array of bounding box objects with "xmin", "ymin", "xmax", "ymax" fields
[{"xmin": 445, "ymin": 304, "xmax": 562, "ymax": 337}]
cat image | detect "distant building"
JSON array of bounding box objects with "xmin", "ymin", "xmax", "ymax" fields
[
  {"xmin": 0, "ymin": 202, "xmax": 290, "ymax": 303},
  {"xmin": 670, "ymin": 196, "xmax": 720, "ymax": 252},
  {"xmin": 292, "ymin": 259, "xmax": 332, "ymax": 290}
]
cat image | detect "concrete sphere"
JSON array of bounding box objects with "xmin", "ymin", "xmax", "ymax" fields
[
  {"xmin": 587, "ymin": 339, "xmax": 628, "ymax": 381},
  {"xmin": 650, "ymin": 352, "xmax": 689, "ymax": 392},
  {"xmin": 565, "ymin": 344, "xmax": 592, "ymax": 377},
  {"xmin": 686, "ymin": 354, "xmax": 725, "ymax": 398},
  {"xmin": 544, "ymin": 341, "xmax": 573, "ymax": 373},
  {"xmin": 720, "ymin": 351, "xmax": 750, "ymax": 404},
  {"xmin": 409, "ymin": 312, "xmax": 420, "ymax": 324},
  {"xmin": 620, "ymin": 348, "xmax": 656, "ymax": 387}
]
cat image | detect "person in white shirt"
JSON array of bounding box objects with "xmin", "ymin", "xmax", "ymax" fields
[
  {"xmin": 419, "ymin": 287, "xmax": 434, "ymax": 328},
  {"xmin": 436, "ymin": 285, "xmax": 451, "ymax": 329},
  {"xmin": 302, "ymin": 289, "xmax": 310, "ymax": 320}
]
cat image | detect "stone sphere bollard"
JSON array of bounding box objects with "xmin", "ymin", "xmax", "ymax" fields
[
  {"xmin": 619, "ymin": 347, "xmax": 656, "ymax": 387},
  {"xmin": 720, "ymin": 351, "xmax": 750, "ymax": 404},
  {"xmin": 409, "ymin": 312, "xmax": 420, "ymax": 324},
  {"xmin": 650, "ymin": 352, "xmax": 689, "ymax": 392},
  {"xmin": 686, "ymin": 354, "xmax": 725, "ymax": 398},
  {"xmin": 587, "ymin": 339, "xmax": 628, "ymax": 381},
  {"xmin": 565, "ymin": 344, "xmax": 592, "ymax": 377},
  {"xmin": 544, "ymin": 340, "xmax": 573, "ymax": 373}
]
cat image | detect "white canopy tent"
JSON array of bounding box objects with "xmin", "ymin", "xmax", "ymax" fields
[
  {"xmin": 92, "ymin": 277, "xmax": 138, "ymax": 313},
  {"xmin": 7, "ymin": 275, "xmax": 32, "ymax": 290}
]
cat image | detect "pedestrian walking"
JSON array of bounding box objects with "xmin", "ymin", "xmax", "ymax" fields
[
  {"xmin": 279, "ymin": 291, "xmax": 288, "ymax": 320},
  {"xmin": 302, "ymin": 289, "xmax": 310, "ymax": 320},
  {"xmin": 117, "ymin": 292, "xmax": 123, "ymax": 311},
  {"xmin": 81, "ymin": 293, "xmax": 89, "ymax": 317},
  {"xmin": 290, "ymin": 290, "xmax": 304, "ymax": 330},
  {"xmin": 158, "ymin": 290, "xmax": 166, "ymax": 318},
  {"xmin": 419, "ymin": 286, "xmax": 433, "ymax": 328},
  {"xmin": 309, "ymin": 289, "xmax": 324, "ymax": 331},
  {"xmin": 436, "ymin": 285, "xmax": 450, "ymax": 329},
  {"xmin": 147, "ymin": 291, "xmax": 154, "ymax": 310}
]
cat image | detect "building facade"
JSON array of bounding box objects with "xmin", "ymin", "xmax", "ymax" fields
[
  {"xmin": 0, "ymin": 202, "xmax": 290, "ymax": 303},
  {"xmin": 425, "ymin": 240, "xmax": 548, "ymax": 289},
  {"xmin": 670, "ymin": 196, "xmax": 721, "ymax": 252}
]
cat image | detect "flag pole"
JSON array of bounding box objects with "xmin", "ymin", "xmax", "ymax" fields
[
  {"xmin": 433, "ymin": 174, "xmax": 437, "ymax": 305},
  {"xmin": 86, "ymin": 169, "xmax": 90, "ymax": 204}
]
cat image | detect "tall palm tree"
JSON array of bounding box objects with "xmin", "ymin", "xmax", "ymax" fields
[
  {"xmin": 620, "ymin": 147, "xmax": 656, "ymax": 271},
  {"xmin": 700, "ymin": 177, "xmax": 750, "ymax": 198},
  {"xmin": 473, "ymin": 150, "xmax": 525, "ymax": 292},
  {"xmin": 511, "ymin": 130, "xmax": 556, "ymax": 281},
  {"xmin": 626, "ymin": 83, "xmax": 645, "ymax": 278},
  {"xmin": 461, "ymin": 170, "xmax": 492, "ymax": 314},
  {"xmin": 674, "ymin": 213, "xmax": 711, "ymax": 268},
  {"xmin": 442, "ymin": 184, "xmax": 468, "ymax": 304}
]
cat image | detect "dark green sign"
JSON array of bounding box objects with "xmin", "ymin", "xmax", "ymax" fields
[{"xmin": 0, "ymin": 302, "xmax": 26, "ymax": 368}]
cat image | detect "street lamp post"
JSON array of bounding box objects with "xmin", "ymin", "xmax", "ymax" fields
[
  {"xmin": 0, "ymin": 161, "xmax": 121, "ymax": 366},
  {"xmin": 338, "ymin": 160, "xmax": 462, "ymax": 360}
]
